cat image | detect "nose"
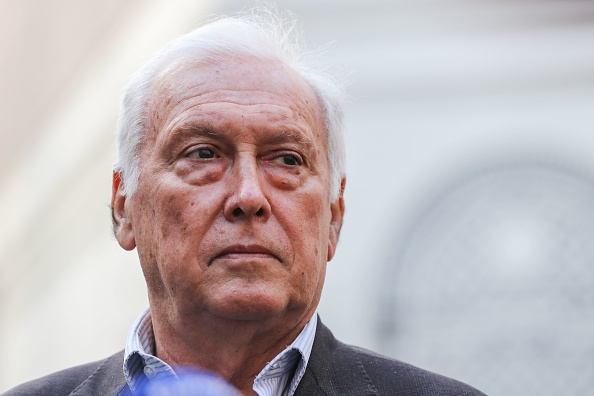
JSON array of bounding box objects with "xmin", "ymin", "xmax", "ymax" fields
[{"xmin": 223, "ymin": 157, "xmax": 271, "ymax": 222}]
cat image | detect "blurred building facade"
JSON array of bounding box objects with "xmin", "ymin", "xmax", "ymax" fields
[{"xmin": 1, "ymin": 0, "xmax": 593, "ymax": 394}]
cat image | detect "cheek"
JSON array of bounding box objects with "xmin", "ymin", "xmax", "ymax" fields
[
  {"xmin": 287, "ymin": 208, "xmax": 328, "ymax": 308},
  {"xmin": 282, "ymin": 189, "xmax": 331, "ymax": 264},
  {"xmin": 138, "ymin": 186, "xmax": 192, "ymax": 243},
  {"xmin": 158, "ymin": 193, "xmax": 191, "ymax": 237},
  {"xmin": 133, "ymin": 186, "xmax": 206, "ymax": 280}
]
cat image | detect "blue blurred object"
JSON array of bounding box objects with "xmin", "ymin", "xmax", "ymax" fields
[{"xmin": 136, "ymin": 368, "xmax": 241, "ymax": 396}]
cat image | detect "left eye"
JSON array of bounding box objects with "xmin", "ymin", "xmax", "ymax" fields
[
  {"xmin": 187, "ymin": 148, "xmax": 216, "ymax": 159},
  {"xmin": 274, "ymin": 154, "xmax": 301, "ymax": 166}
]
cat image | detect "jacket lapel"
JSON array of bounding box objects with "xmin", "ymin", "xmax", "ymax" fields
[{"xmin": 294, "ymin": 317, "xmax": 378, "ymax": 396}]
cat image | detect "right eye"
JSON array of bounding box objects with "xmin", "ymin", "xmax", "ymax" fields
[{"xmin": 186, "ymin": 147, "xmax": 216, "ymax": 159}]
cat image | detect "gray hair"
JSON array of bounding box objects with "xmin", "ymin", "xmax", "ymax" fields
[{"xmin": 115, "ymin": 10, "xmax": 346, "ymax": 201}]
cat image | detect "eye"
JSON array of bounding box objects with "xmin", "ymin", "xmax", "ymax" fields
[
  {"xmin": 187, "ymin": 147, "xmax": 216, "ymax": 159},
  {"xmin": 274, "ymin": 154, "xmax": 301, "ymax": 166}
]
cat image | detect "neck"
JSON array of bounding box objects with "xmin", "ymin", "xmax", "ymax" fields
[{"xmin": 150, "ymin": 307, "xmax": 315, "ymax": 393}]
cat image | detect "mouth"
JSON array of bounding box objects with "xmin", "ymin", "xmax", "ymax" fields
[{"xmin": 209, "ymin": 244, "xmax": 282, "ymax": 265}]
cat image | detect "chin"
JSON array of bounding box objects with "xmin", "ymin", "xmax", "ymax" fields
[{"xmin": 206, "ymin": 290, "xmax": 292, "ymax": 322}]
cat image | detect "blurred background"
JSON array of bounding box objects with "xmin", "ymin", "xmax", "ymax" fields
[{"xmin": 1, "ymin": 0, "xmax": 593, "ymax": 394}]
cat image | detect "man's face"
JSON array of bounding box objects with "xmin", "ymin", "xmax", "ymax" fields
[{"xmin": 112, "ymin": 57, "xmax": 344, "ymax": 323}]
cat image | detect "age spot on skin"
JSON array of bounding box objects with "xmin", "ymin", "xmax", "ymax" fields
[{"xmin": 157, "ymin": 197, "xmax": 187, "ymax": 235}]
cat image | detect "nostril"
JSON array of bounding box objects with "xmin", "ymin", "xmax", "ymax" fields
[
  {"xmin": 232, "ymin": 207, "xmax": 243, "ymax": 217},
  {"xmin": 255, "ymin": 208, "xmax": 264, "ymax": 217}
]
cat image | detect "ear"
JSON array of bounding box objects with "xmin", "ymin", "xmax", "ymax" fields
[
  {"xmin": 327, "ymin": 178, "xmax": 346, "ymax": 261},
  {"xmin": 111, "ymin": 170, "xmax": 137, "ymax": 251}
]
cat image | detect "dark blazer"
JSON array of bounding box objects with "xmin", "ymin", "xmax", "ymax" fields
[{"xmin": 3, "ymin": 319, "xmax": 485, "ymax": 396}]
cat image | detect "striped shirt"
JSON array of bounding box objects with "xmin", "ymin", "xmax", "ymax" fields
[{"xmin": 123, "ymin": 307, "xmax": 317, "ymax": 396}]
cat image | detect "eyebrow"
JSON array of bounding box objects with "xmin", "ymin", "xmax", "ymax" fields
[
  {"xmin": 168, "ymin": 123, "xmax": 313, "ymax": 147},
  {"xmin": 264, "ymin": 129, "xmax": 314, "ymax": 149},
  {"xmin": 169, "ymin": 124, "xmax": 220, "ymax": 140}
]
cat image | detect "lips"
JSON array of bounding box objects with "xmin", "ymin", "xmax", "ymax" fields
[{"xmin": 209, "ymin": 244, "xmax": 282, "ymax": 265}]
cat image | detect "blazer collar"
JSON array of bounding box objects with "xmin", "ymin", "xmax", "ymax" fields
[{"xmin": 294, "ymin": 316, "xmax": 378, "ymax": 396}]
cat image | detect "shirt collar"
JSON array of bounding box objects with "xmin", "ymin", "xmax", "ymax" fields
[
  {"xmin": 123, "ymin": 307, "xmax": 178, "ymax": 393},
  {"xmin": 123, "ymin": 307, "xmax": 318, "ymax": 396},
  {"xmin": 253, "ymin": 313, "xmax": 317, "ymax": 395}
]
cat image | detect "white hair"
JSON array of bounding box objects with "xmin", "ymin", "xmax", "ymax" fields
[{"xmin": 115, "ymin": 10, "xmax": 346, "ymax": 201}]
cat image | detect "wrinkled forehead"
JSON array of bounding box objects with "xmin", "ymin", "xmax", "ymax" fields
[{"xmin": 145, "ymin": 55, "xmax": 326, "ymax": 139}]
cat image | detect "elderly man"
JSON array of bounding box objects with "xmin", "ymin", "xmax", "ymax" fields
[{"xmin": 4, "ymin": 11, "xmax": 485, "ymax": 396}]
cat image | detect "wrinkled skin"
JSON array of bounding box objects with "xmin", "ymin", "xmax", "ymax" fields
[{"xmin": 111, "ymin": 57, "xmax": 345, "ymax": 388}]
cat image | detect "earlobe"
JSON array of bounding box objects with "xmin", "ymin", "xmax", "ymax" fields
[
  {"xmin": 327, "ymin": 178, "xmax": 346, "ymax": 261},
  {"xmin": 111, "ymin": 171, "xmax": 137, "ymax": 251}
]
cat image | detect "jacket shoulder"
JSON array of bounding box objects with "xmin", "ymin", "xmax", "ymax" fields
[
  {"xmin": 1, "ymin": 351, "xmax": 126, "ymax": 396},
  {"xmin": 337, "ymin": 342, "xmax": 486, "ymax": 396},
  {"xmin": 301, "ymin": 318, "xmax": 486, "ymax": 396}
]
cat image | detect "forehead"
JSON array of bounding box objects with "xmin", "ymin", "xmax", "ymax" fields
[{"xmin": 146, "ymin": 56, "xmax": 326, "ymax": 142}]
